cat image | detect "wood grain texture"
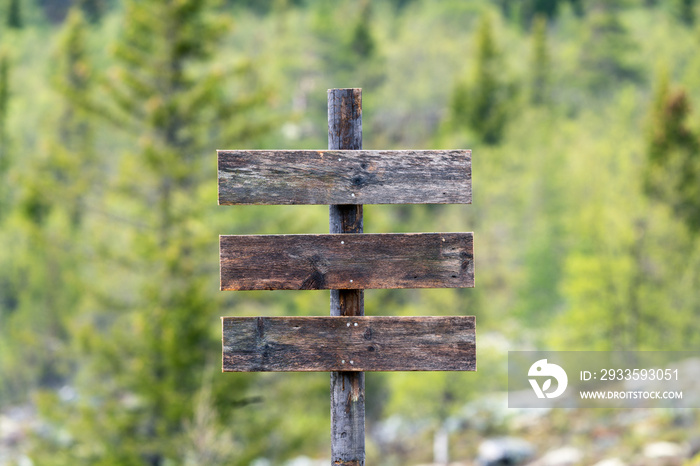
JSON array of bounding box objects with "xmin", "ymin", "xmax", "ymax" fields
[
  {"xmin": 328, "ymin": 88, "xmax": 365, "ymax": 466},
  {"xmin": 222, "ymin": 316, "xmax": 476, "ymax": 372},
  {"xmin": 329, "ymin": 87, "xmax": 362, "ymax": 150},
  {"xmin": 217, "ymin": 149, "xmax": 472, "ymax": 205},
  {"xmin": 219, "ymin": 233, "xmax": 475, "ymax": 291}
]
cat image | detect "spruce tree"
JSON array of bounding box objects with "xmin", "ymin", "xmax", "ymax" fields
[
  {"xmin": 76, "ymin": 0, "xmax": 106, "ymax": 24},
  {"xmin": 579, "ymin": 1, "xmax": 639, "ymax": 90},
  {"xmin": 0, "ymin": 9, "xmax": 96, "ymax": 407},
  {"xmin": 0, "ymin": 52, "xmax": 9, "ymax": 218},
  {"xmin": 0, "ymin": 51, "xmax": 8, "ymax": 158},
  {"xmin": 31, "ymin": 1, "xmax": 272, "ymax": 464},
  {"xmin": 646, "ymin": 67, "xmax": 672, "ymax": 162},
  {"xmin": 54, "ymin": 9, "xmax": 93, "ymax": 156},
  {"xmin": 36, "ymin": 8, "xmax": 96, "ymax": 232},
  {"xmin": 6, "ymin": 0, "xmax": 22, "ymax": 29},
  {"xmin": 0, "ymin": 11, "xmax": 112, "ymax": 403},
  {"xmin": 0, "ymin": 51, "xmax": 14, "ymax": 402},
  {"xmin": 678, "ymin": 0, "xmax": 696, "ymax": 26},
  {"xmin": 530, "ymin": 15, "xmax": 549, "ymax": 105},
  {"xmin": 569, "ymin": 0, "xmax": 584, "ymax": 16},
  {"xmin": 520, "ymin": 0, "xmax": 560, "ymax": 26},
  {"xmin": 15, "ymin": 9, "xmax": 95, "ymax": 228},
  {"xmin": 451, "ymin": 14, "xmax": 511, "ymax": 145},
  {"xmin": 644, "ymin": 72, "xmax": 700, "ymax": 232},
  {"xmin": 349, "ymin": 1, "xmax": 375, "ymax": 59}
]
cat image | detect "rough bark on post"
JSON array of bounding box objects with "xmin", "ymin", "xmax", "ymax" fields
[{"xmin": 329, "ymin": 88, "xmax": 365, "ymax": 466}]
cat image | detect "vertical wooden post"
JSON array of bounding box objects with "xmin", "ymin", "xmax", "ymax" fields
[{"xmin": 328, "ymin": 88, "xmax": 365, "ymax": 466}]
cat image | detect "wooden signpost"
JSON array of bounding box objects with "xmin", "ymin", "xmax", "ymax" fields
[{"xmin": 218, "ymin": 89, "xmax": 475, "ymax": 465}]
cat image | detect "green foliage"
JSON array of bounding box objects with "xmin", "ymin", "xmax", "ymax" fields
[
  {"xmin": 677, "ymin": 0, "xmax": 696, "ymax": 25},
  {"xmin": 2, "ymin": 1, "xmax": 700, "ymax": 463},
  {"xmin": 387, "ymin": 0, "xmax": 416, "ymax": 11},
  {"xmin": 0, "ymin": 52, "xmax": 7, "ymax": 130},
  {"xmin": 530, "ymin": 15, "xmax": 549, "ymax": 104},
  {"xmin": 227, "ymin": 0, "xmax": 303, "ymax": 15},
  {"xmin": 451, "ymin": 14, "xmax": 513, "ymax": 145},
  {"xmin": 349, "ymin": 1, "xmax": 375, "ymax": 59},
  {"xmin": 520, "ymin": 0, "xmax": 561, "ymax": 25},
  {"xmin": 6, "ymin": 0, "xmax": 22, "ymax": 29},
  {"xmin": 310, "ymin": 0, "xmax": 383, "ymax": 88},
  {"xmin": 569, "ymin": 0, "xmax": 584, "ymax": 15},
  {"xmin": 54, "ymin": 9, "xmax": 93, "ymax": 164},
  {"xmin": 0, "ymin": 50, "xmax": 9, "ymax": 186},
  {"xmin": 498, "ymin": 0, "xmax": 583, "ymax": 26},
  {"xmin": 18, "ymin": 1, "xmax": 275, "ymax": 464},
  {"xmin": 644, "ymin": 72, "xmax": 700, "ymax": 232},
  {"xmin": 0, "ymin": 7, "xmax": 97, "ymax": 407},
  {"xmin": 76, "ymin": 0, "xmax": 107, "ymax": 24},
  {"xmin": 579, "ymin": 2, "xmax": 640, "ymax": 91}
]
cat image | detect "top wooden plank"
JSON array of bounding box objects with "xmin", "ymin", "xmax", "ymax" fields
[{"xmin": 218, "ymin": 149, "xmax": 471, "ymax": 205}]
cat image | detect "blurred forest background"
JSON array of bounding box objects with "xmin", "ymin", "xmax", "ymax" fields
[{"xmin": 1, "ymin": 0, "xmax": 700, "ymax": 464}]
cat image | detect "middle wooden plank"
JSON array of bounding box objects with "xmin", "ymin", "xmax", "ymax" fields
[{"xmin": 220, "ymin": 232, "xmax": 474, "ymax": 291}]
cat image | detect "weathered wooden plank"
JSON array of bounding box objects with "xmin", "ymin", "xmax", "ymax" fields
[
  {"xmin": 328, "ymin": 88, "xmax": 365, "ymax": 466},
  {"xmin": 222, "ymin": 316, "xmax": 476, "ymax": 372},
  {"xmin": 218, "ymin": 149, "xmax": 471, "ymax": 205},
  {"xmin": 219, "ymin": 232, "xmax": 475, "ymax": 291}
]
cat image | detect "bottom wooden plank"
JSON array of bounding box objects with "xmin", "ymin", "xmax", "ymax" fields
[{"xmin": 222, "ymin": 316, "xmax": 476, "ymax": 372}]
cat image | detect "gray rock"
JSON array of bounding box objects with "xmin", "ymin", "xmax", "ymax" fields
[{"xmin": 477, "ymin": 437, "xmax": 535, "ymax": 466}]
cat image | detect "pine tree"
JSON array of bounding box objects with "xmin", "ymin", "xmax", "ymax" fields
[
  {"xmin": 451, "ymin": 14, "xmax": 511, "ymax": 145},
  {"xmin": 644, "ymin": 72, "xmax": 700, "ymax": 232},
  {"xmin": 530, "ymin": 15, "xmax": 550, "ymax": 105},
  {"xmin": 6, "ymin": 0, "xmax": 22, "ymax": 29}
]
